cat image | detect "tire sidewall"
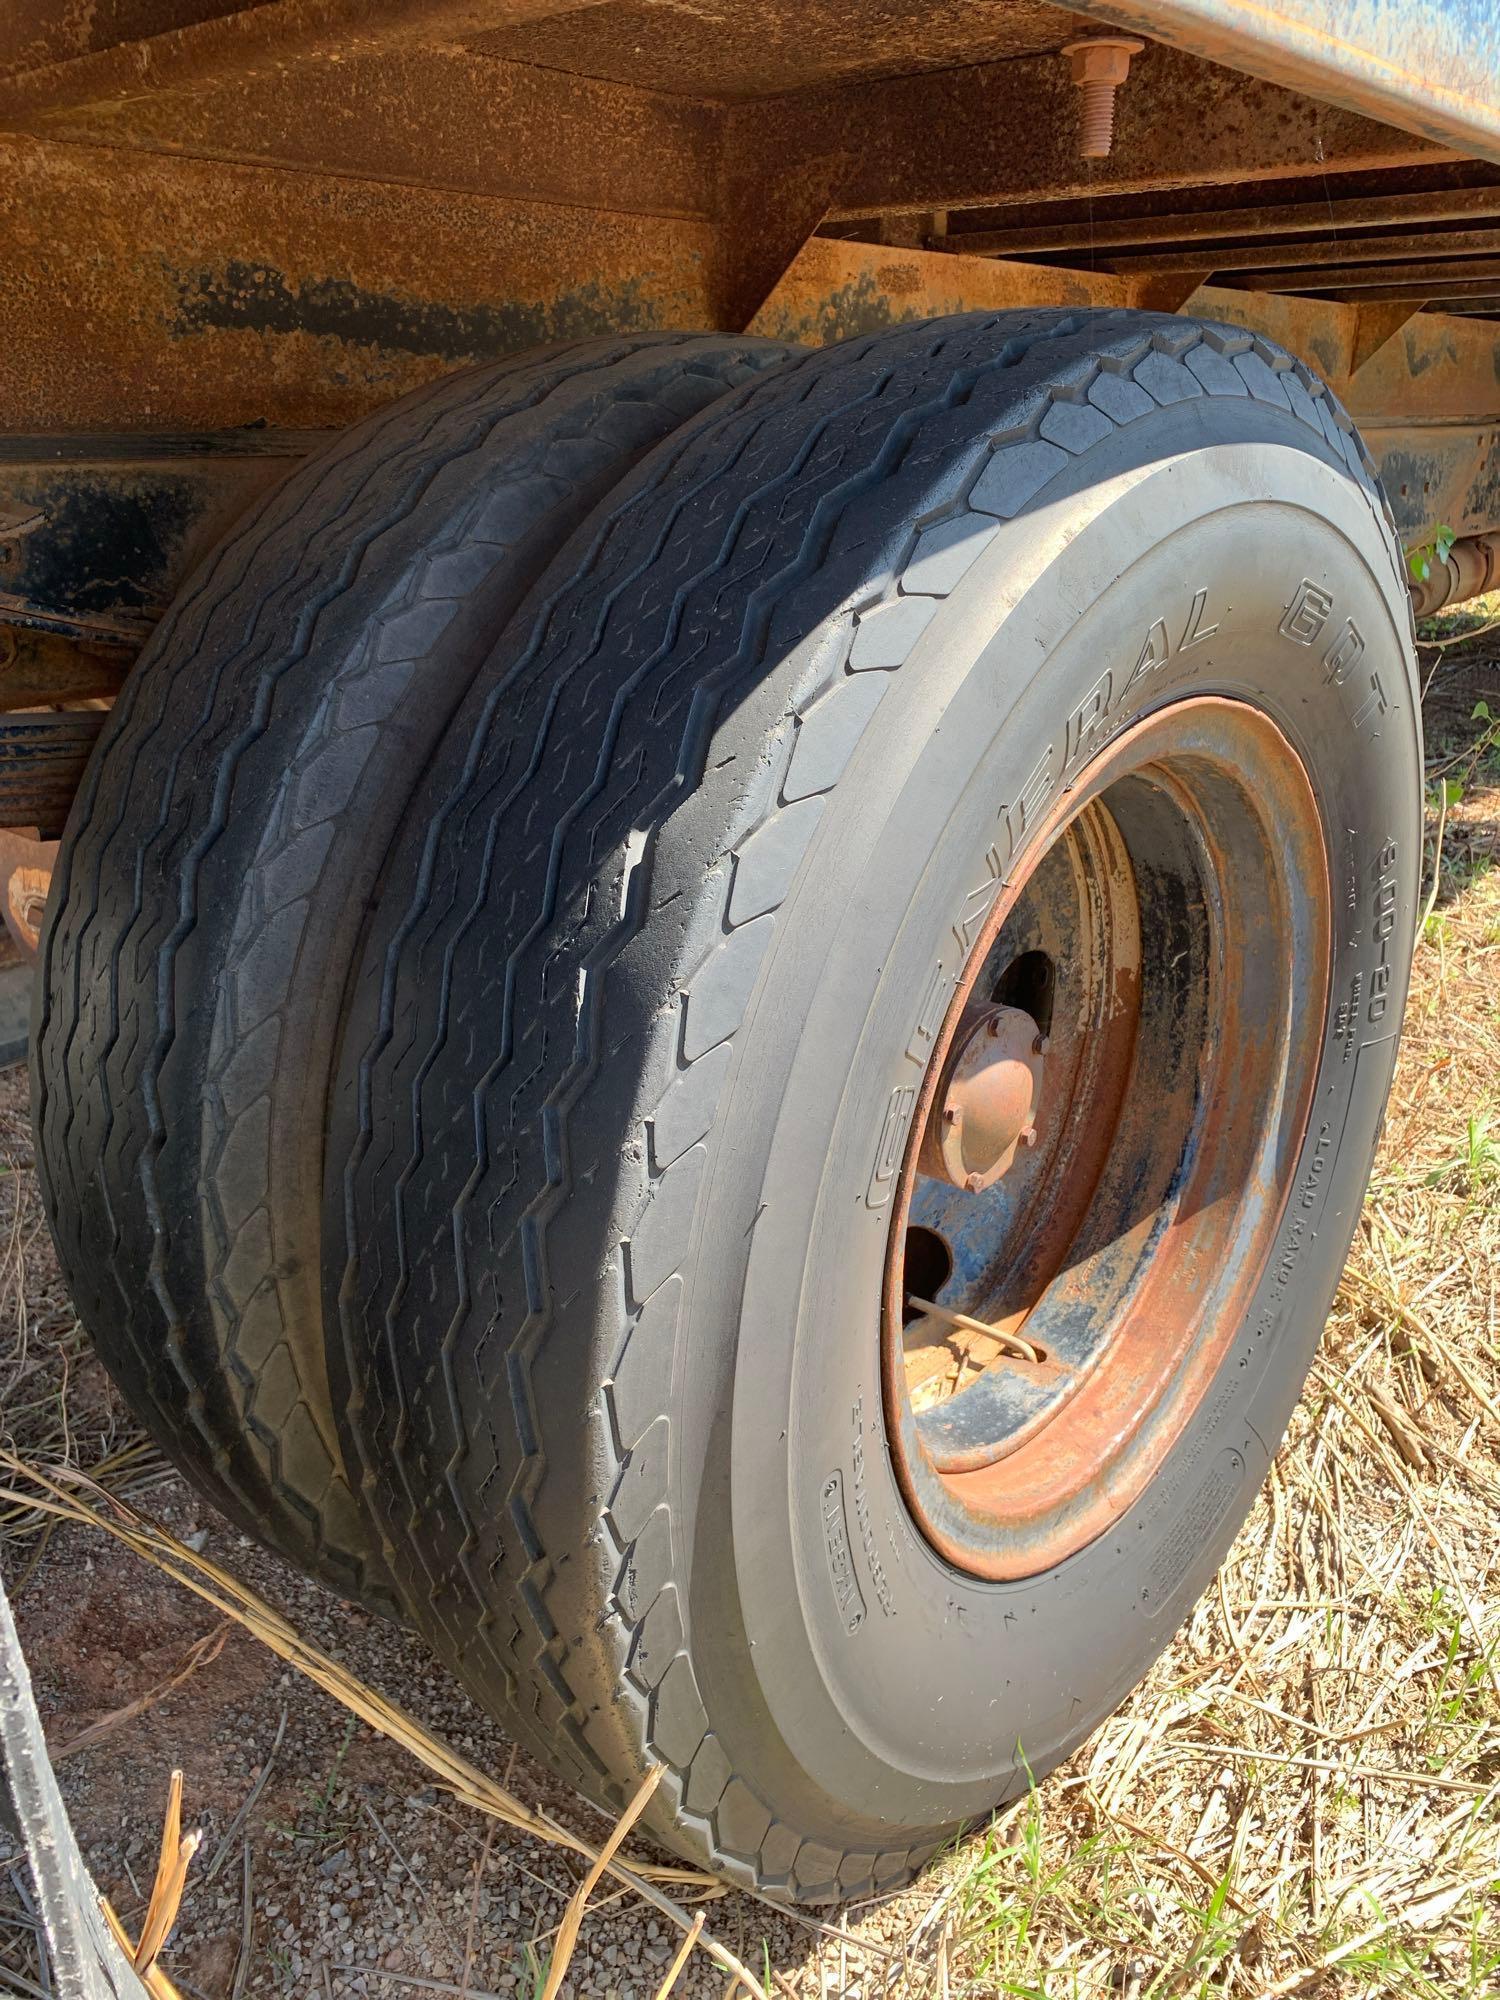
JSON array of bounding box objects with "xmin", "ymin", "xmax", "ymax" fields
[{"xmin": 666, "ymin": 430, "xmax": 1420, "ymax": 1841}]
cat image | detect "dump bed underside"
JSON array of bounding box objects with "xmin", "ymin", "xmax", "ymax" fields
[{"xmin": 3, "ymin": 0, "xmax": 1500, "ymax": 699}]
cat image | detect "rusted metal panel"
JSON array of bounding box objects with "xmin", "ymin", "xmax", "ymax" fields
[
  {"xmin": 6, "ymin": 34, "xmax": 1443, "ymax": 246},
  {"xmin": 0, "ymin": 0, "xmax": 599, "ymax": 117},
  {"xmin": 467, "ymin": 0, "xmax": 1093, "ymax": 99},
  {"xmin": 1188, "ymin": 281, "xmax": 1500, "ymax": 425},
  {"xmin": 0, "ymin": 1, "xmax": 239, "ymax": 81},
  {"xmin": 5, "ymin": 108, "xmax": 1496, "ymax": 593},
  {"xmin": 6, "ymin": 127, "xmax": 1491, "ymax": 547},
  {"xmin": 1349, "ymin": 301, "xmax": 1424, "ymax": 375},
  {"xmin": 0, "ymin": 135, "xmax": 716, "ymax": 431},
  {"xmin": 749, "ymin": 238, "xmax": 1131, "ymax": 345},
  {"xmin": 1360, "ymin": 424, "xmax": 1500, "ymax": 543},
  {"xmin": 732, "ymin": 42, "xmax": 1440, "ymax": 227},
  {"xmin": 1073, "ymin": 0, "xmax": 1500, "ymax": 163},
  {"xmin": 8, "ymin": 0, "xmax": 1486, "ymax": 185},
  {"xmin": 12, "ymin": 48, "xmax": 716, "ymax": 223}
]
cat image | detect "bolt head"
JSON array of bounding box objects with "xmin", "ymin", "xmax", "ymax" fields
[
  {"xmin": 1062, "ymin": 34, "xmax": 1144, "ymax": 82},
  {"xmin": 1033, "ymin": 1033, "xmax": 1050, "ymax": 1056},
  {"xmin": 1021, "ymin": 1126, "xmax": 1038, "ymax": 1148}
]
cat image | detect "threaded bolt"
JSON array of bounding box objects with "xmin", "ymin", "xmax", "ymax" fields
[
  {"xmin": 1078, "ymin": 74, "xmax": 1118, "ymax": 156},
  {"xmin": 1062, "ymin": 37, "xmax": 1144, "ymax": 160}
]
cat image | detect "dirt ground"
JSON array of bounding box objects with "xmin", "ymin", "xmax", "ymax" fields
[{"xmin": 0, "ymin": 649, "xmax": 1496, "ymax": 2000}]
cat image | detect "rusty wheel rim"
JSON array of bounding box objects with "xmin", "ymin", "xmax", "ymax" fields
[{"xmin": 881, "ymin": 696, "xmax": 1330, "ymax": 1581}]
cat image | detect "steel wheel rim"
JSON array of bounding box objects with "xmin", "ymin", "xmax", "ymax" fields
[{"xmin": 880, "ymin": 695, "xmax": 1331, "ymax": 1581}]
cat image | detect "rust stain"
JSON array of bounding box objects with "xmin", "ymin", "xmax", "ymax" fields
[
  {"xmin": 0, "ymin": 133, "xmax": 714, "ymax": 430},
  {"xmin": 168, "ymin": 259, "xmax": 665, "ymax": 363},
  {"xmin": 750, "ymin": 238, "xmax": 1132, "ymax": 346}
]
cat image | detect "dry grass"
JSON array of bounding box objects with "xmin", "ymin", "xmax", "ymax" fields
[
  {"xmin": 0, "ymin": 1454, "xmax": 778, "ymax": 1998},
  {"xmin": 0, "ymin": 1067, "xmax": 173, "ymax": 1562},
  {"xmin": 0, "ymin": 641, "xmax": 1496, "ymax": 1998}
]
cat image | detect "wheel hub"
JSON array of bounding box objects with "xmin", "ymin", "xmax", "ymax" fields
[{"xmin": 917, "ymin": 1005, "xmax": 1046, "ymax": 1192}]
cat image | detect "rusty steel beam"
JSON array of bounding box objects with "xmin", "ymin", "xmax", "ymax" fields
[
  {"xmin": 1340, "ymin": 290, "xmax": 1500, "ymax": 308},
  {"xmin": 940, "ymin": 183, "xmax": 1500, "ymax": 259},
  {"xmin": 14, "ymin": 48, "xmax": 716, "ymax": 222},
  {"xmin": 0, "ymin": 625, "xmax": 128, "ymax": 706},
  {"xmin": 2, "ymin": 1, "xmax": 238, "ymax": 81},
  {"xmin": 23, "ymin": 36, "xmax": 1440, "ymax": 391},
  {"xmin": 1106, "ymin": 224, "xmax": 1500, "ymax": 277},
  {"xmin": 13, "ymin": 38, "xmax": 1441, "ymax": 245},
  {"xmin": 714, "ymin": 156, "xmax": 837, "ymax": 332},
  {"xmin": 0, "ymin": 0, "xmax": 597, "ymax": 120},
  {"xmin": 724, "ymin": 42, "xmax": 1441, "ymax": 229},
  {"xmin": 1071, "ymin": 0, "xmax": 1500, "ymax": 163},
  {"xmin": 1239, "ymin": 257, "xmax": 1500, "ymax": 294}
]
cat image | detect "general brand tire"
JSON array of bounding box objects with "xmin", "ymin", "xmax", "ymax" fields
[
  {"xmin": 32, "ymin": 332, "xmax": 794, "ymax": 1613},
  {"xmin": 326, "ymin": 310, "xmax": 1420, "ymax": 1893}
]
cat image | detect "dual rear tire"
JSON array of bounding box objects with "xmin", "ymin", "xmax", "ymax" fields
[
  {"xmin": 33, "ymin": 332, "xmax": 791, "ymax": 1612},
  {"xmin": 36, "ymin": 311, "xmax": 1421, "ymax": 1897}
]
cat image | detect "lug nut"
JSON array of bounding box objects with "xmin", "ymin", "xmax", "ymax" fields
[
  {"xmin": 1033, "ymin": 1033, "xmax": 1050, "ymax": 1056},
  {"xmin": 1062, "ymin": 36, "xmax": 1144, "ymax": 159},
  {"xmin": 1021, "ymin": 1126, "xmax": 1038, "ymax": 1148},
  {"xmin": 943, "ymin": 1105, "xmax": 960, "ymax": 1125},
  {"xmin": 964, "ymin": 1171, "xmax": 985, "ymax": 1192}
]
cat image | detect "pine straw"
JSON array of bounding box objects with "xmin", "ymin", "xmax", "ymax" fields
[
  {"xmin": 0, "ymin": 1453, "xmax": 786, "ymax": 2000},
  {"xmin": 0, "ymin": 651, "xmax": 1496, "ymax": 1998}
]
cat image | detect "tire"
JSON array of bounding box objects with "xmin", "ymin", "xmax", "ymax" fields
[
  {"xmin": 32, "ymin": 332, "xmax": 794, "ymax": 1612},
  {"xmin": 326, "ymin": 310, "xmax": 1420, "ymax": 1892}
]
